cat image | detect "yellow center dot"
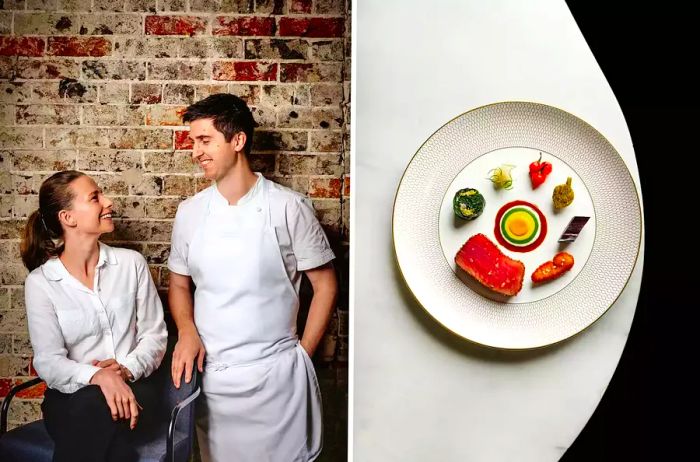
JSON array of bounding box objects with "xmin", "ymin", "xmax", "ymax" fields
[{"xmin": 507, "ymin": 217, "xmax": 529, "ymax": 236}]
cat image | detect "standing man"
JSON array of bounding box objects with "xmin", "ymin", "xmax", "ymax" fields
[{"xmin": 167, "ymin": 94, "xmax": 338, "ymax": 462}]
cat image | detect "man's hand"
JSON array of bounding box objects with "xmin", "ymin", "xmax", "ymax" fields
[
  {"xmin": 89, "ymin": 368, "xmax": 141, "ymax": 429},
  {"xmin": 172, "ymin": 326, "xmax": 205, "ymax": 388},
  {"xmin": 168, "ymin": 272, "xmax": 203, "ymax": 388}
]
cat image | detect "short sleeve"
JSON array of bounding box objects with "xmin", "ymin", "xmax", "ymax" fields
[
  {"xmin": 167, "ymin": 204, "xmax": 191, "ymax": 276},
  {"xmin": 287, "ymin": 196, "xmax": 335, "ymax": 271}
]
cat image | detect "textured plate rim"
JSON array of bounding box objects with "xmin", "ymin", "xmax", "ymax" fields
[{"xmin": 392, "ymin": 100, "xmax": 643, "ymax": 350}]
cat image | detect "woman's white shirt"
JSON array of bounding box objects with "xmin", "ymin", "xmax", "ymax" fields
[{"xmin": 24, "ymin": 242, "xmax": 168, "ymax": 394}]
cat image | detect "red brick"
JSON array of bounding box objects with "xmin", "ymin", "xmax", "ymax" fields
[
  {"xmin": 212, "ymin": 61, "xmax": 278, "ymax": 81},
  {"xmin": 213, "ymin": 16, "xmax": 276, "ymax": 36},
  {"xmin": 15, "ymin": 379, "xmax": 46, "ymax": 399},
  {"xmin": 343, "ymin": 175, "xmax": 350, "ymax": 196},
  {"xmin": 0, "ymin": 37, "xmax": 45, "ymax": 57},
  {"xmin": 289, "ymin": 0, "xmax": 312, "ymax": 13},
  {"xmin": 309, "ymin": 177, "xmax": 342, "ymax": 198},
  {"xmin": 0, "ymin": 378, "xmax": 11, "ymax": 397},
  {"xmin": 278, "ymin": 17, "xmax": 344, "ymax": 38},
  {"xmin": 145, "ymin": 16, "xmax": 207, "ymax": 36},
  {"xmin": 280, "ymin": 63, "xmax": 312, "ymax": 81},
  {"xmin": 174, "ymin": 130, "xmax": 193, "ymax": 149},
  {"xmin": 47, "ymin": 37, "xmax": 111, "ymax": 57}
]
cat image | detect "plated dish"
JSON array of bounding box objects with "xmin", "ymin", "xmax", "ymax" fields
[
  {"xmin": 440, "ymin": 146, "xmax": 594, "ymax": 304},
  {"xmin": 392, "ymin": 102, "xmax": 642, "ymax": 349}
]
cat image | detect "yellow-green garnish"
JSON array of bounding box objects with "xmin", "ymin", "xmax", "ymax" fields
[
  {"xmin": 487, "ymin": 164, "xmax": 515, "ymax": 190},
  {"xmin": 552, "ymin": 177, "xmax": 574, "ymax": 209}
]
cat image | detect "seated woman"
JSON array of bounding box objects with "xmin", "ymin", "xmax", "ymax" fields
[{"xmin": 20, "ymin": 170, "xmax": 168, "ymax": 462}]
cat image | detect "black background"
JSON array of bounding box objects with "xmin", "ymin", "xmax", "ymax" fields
[{"xmin": 562, "ymin": 2, "xmax": 692, "ymax": 460}]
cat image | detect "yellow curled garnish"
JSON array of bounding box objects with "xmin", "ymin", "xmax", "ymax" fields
[{"xmin": 487, "ymin": 164, "xmax": 515, "ymax": 190}]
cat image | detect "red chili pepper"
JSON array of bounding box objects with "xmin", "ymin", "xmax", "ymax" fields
[{"xmin": 529, "ymin": 153, "xmax": 552, "ymax": 189}]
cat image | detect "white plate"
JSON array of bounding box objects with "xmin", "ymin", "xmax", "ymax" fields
[{"xmin": 393, "ymin": 102, "xmax": 642, "ymax": 349}]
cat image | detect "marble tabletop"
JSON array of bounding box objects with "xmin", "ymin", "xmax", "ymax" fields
[{"xmin": 351, "ymin": 1, "xmax": 645, "ymax": 461}]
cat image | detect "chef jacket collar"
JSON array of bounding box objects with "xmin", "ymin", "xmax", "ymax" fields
[
  {"xmin": 41, "ymin": 241, "xmax": 118, "ymax": 281},
  {"xmin": 211, "ymin": 172, "xmax": 263, "ymax": 210}
]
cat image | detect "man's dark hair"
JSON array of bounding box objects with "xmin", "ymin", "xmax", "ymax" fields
[{"xmin": 182, "ymin": 93, "xmax": 256, "ymax": 154}]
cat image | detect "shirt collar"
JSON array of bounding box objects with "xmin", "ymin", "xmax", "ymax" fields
[
  {"xmin": 211, "ymin": 173, "xmax": 263, "ymax": 210},
  {"xmin": 41, "ymin": 242, "xmax": 118, "ymax": 281},
  {"xmin": 97, "ymin": 242, "xmax": 118, "ymax": 267}
]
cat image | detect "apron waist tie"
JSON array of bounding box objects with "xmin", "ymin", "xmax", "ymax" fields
[{"xmin": 204, "ymin": 337, "xmax": 299, "ymax": 371}]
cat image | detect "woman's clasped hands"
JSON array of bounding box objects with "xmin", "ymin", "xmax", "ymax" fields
[{"xmin": 89, "ymin": 359, "xmax": 141, "ymax": 429}]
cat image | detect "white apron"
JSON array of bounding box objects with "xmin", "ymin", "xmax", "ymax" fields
[{"xmin": 188, "ymin": 178, "xmax": 323, "ymax": 462}]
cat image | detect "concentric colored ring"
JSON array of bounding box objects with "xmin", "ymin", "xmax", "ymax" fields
[
  {"xmin": 500, "ymin": 208, "xmax": 539, "ymax": 243},
  {"xmin": 494, "ymin": 200, "xmax": 547, "ymax": 252}
]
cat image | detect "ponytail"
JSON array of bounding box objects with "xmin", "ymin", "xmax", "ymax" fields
[
  {"xmin": 20, "ymin": 210, "xmax": 63, "ymax": 272},
  {"xmin": 19, "ymin": 170, "xmax": 85, "ymax": 272}
]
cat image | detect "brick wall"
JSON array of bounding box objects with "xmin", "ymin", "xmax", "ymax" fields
[{"xmin": 0, "ymin": 0, "xmax": 350, "ymax": 432}]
